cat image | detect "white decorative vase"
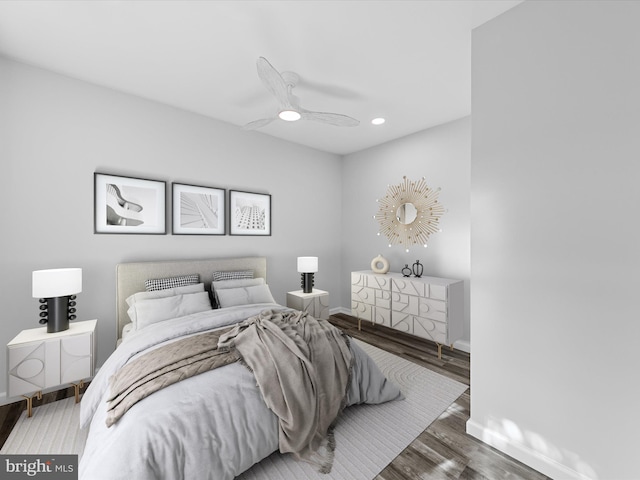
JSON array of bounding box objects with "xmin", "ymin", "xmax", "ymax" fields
[{"xmin": 370, "ymin": 254, "xmax": 390, "ymax": 274}]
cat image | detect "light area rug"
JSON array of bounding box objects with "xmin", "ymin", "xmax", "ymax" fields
[
  {"xmin": 0, "ymin": 339, "xmax": 466, "ymax": 480},
  {"xmin": 237, "ymin": 339, "xmax": 467, "ymax": 480},
  {"xmin": 1, "ymin": 396, "xmax": 88, "ymax": 457}
]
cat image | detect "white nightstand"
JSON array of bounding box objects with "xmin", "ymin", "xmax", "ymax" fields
[
  {"xmin": 7, "ymin": 319, "xmax": 97, "ymax": 416},
  {"xmin": 286, "ymin": 289, "xmax": 330, "ymax": 320}
]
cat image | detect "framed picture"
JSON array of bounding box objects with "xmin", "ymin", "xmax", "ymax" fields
[
  {"xmin": 94, "ymin": 173, "xmax": 166, "ymax": 234},
  {"xmin": 229, "ymin": 190, "xmax": 271, "ymax": 236},
  {"xmin": 172, "ymin": 183, "xmax": 226, "ymax": 235}
]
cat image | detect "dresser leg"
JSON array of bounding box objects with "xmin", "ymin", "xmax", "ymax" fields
[
  {"xmin": 71, "ymin": 380, "xmax": 85, "ymax": 403},
  {"xmin": 22, "ymin": 391, "xmax": 42, "ymax": 418},
  {"xmin": 437, "ymin": 344, "xmax": 442, "ymax": 359}
]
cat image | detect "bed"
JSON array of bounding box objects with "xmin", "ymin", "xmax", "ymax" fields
[{"xmin": 79, "ymin": 257, "xmax": 403, "ymax": 480}]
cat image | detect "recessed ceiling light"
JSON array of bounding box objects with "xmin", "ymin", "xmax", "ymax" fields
[
  {"xmin": 371, "ymin": 117, "xmax": 386, "ymax": 125},
  {"xmin": 279, "ymin": 110, "xmax": 301, "ymax": 122}
]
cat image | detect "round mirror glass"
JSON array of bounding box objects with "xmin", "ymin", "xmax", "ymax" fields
[{"xmin": 396, "ymin": 203, "xmax": 418, "ymax": 224}]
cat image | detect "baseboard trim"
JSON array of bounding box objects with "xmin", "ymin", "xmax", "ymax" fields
[
  {"xmin": 331, "ymin": 307, "xmax": 351, "ymax": 315},
  {"xmin": 453, "ymin": 339, "xmax": 470, "ymax": 353},
  {"xmin": 466, "ymin": 419, "xmax": 592, "ymax": 480}
]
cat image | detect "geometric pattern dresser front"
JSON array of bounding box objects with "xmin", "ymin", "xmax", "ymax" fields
[{"xmin": 352, "ymin": 271, "xmax": 463, "ymax": 356}]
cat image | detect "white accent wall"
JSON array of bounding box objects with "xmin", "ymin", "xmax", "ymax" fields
[
  {"xmin": 0, "ymin": 57, "xmax": 343, "ymax": 396},
  {"xmin": 341, "ymin": 117, "xmax": 471, "ymax": 347},
  {"xmin": 469, "ymin": 1, "xmax": 640, "ymax": 479}
]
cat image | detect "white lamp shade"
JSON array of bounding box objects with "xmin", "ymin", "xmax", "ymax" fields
[
  {"xmin": 297, "ymin": 257, "xmax": 318, "ymax": 273},
  {"xmin": 32, "ymin": 268, "xmax": 82, "ymax": 298}
]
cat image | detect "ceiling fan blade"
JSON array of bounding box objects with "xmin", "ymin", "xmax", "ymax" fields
[
  {"xmin": 242, "ymin": 117, "xmax": 276, "ymax": 130},
  {"xmin": 300, "ymin": 110, "xmax": 360, "ymax": 127},
  {"xmin": 256, "ymin": 57, "xmax": 292, "ymax": 109}
]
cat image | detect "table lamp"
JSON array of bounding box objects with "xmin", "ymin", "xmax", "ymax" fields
[
  {"xmin": 32, "ymin": 268, "xmax": 82, "ymax": 333},
  {"xmin": 297, "ymin": 257, "xmax": 318, "ymax": 294}
]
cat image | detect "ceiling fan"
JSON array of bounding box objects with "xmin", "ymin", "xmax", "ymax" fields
[{"xmin": 243, "ymin": 57, "xmax": 360, "ymax": 130}]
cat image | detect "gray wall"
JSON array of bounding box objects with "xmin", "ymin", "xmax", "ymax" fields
[
  {"xmin": 341, "ymin": 117, "xmax": 471, "ymax": 345},
  {"xmin": 0, "ymin": 57, "xmax": 343, "ymax": 398},
  {"xmin": 469, "ymin": 1, "xmax": 640, "ymax": 478}
]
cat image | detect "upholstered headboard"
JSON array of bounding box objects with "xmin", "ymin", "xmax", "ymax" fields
[{"xmin": 115, "ymin": 257, "xmax": 267, "ymax": 340}]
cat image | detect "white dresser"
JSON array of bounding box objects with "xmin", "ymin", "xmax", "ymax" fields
[{"xmin": 351, "ymin": 271, "xmax": 463, "ymax": 358}]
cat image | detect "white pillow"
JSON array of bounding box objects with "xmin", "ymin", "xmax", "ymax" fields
[
  {"xmin": 129, "ymin": 291, "xmax": 212, "ymax": 331},
  {"xmin": 216, "ymin": 284, "xmax": 276, "ymax": 308},
  {"xmin": 126, "ymin": 283, "xmax": 207, "ymax": 327},
  {"xmin": 212, "ymin": 278, "xmax": 265, "ymax": 307},
  {"xmin": 126, "ymin": 283, "xmax": 205, "ymax": 307}
]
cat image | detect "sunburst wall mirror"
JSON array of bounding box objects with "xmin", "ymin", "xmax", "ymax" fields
[{"xmin": 374, "ymin": 176, "xmax": 445, "ymax": 252}]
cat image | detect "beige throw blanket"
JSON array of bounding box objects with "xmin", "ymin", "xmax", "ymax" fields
[
  {"xmin": 106, "ymin": 328, "xmax": 239, "ymax": 427},
  {"xmin": 218, "ymin": 309, "xmax": 353, "ymax": 473}
]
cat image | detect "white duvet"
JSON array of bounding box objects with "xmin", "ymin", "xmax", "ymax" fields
[{"xmin": 79, "ymin": 304, "xmax": 402, "ymax": 480}]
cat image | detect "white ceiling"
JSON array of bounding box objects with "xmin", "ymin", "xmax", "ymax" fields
[{"xmin": 0, "ymin": 0, "xmax": 522, "ymax": 155}]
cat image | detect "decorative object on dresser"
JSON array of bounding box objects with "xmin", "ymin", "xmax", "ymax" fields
[
  {"xmin": 7, "ymin": 319, "xmax": 97, "ymax": 417},
  {"xmin": 94, "ymin": 172, "xmax": 166, "ymax": 234},
  {"xmin": 229, "ymin": 190, "xmax": 271, "ymax": 236},
  {"xmin": 370, "ymin": 254, "xmax": 390, "ymax": 274},
  {"xmin": 412, "ymin": 260, "xmax": 424, "ymax": 277},
  {"xmin": 286, "ymin": 289, "xmax": 329, "ymax": 320},
  {"xmin": 374, "ymin": 176, "xmax": 445, "ymax": 252},
  {"xmin": 32, "ymin": 268, "xmax": 82, "ymax": 333},
  {"xmin": 297, "ymin": 256, "xmax": 318, "ymax": 293},
  {"xmin": 172, "ymin": 183, "xmax": 226, "ymax": 235},
  {"xmin": 351, "ymin": 270, "xmax": 463, "ymax": 359},
  {"xmin": 401, "ymin": 264, "xmax": 412, "ymax": 277}
]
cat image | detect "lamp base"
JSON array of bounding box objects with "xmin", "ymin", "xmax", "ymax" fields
[
  {"xmin": 46, "ymin": 296, "xmax": 71, "ymax": 333},
  {"xmin": 301, "ymin": 273, "xmax": 315, "ymax": 294}
]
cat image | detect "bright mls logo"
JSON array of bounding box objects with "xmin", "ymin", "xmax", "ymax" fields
[{"xmin": 1, "ymin": 455, "xmax": 77, "ymax": 479}]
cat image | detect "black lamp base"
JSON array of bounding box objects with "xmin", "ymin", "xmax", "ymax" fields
[
  {"xmin": 39, "ymin": 295, "xmax": 77, "ymax": 333},
  {"xmin": 301, "ymin": 273, "xmax": 315, "ymax": 294},
  {"xmin": 46, "ymin": 297, "xmax": 70, "ymax": 333}
]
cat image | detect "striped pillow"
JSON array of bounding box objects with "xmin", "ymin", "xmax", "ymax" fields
[
  {"xmin": 211, "ymin": 270, "xmax": 253, "ymax": 281},
  {"xmin": 145, "ymin": 274, "xmax": 200, "ymax": 292}
]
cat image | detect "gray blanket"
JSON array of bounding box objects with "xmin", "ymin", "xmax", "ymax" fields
[
  {"xmin": 106, "ymin": 328, "xmax": 240, "ymax": 427},
  {"xmin": 218, "ymin": 309, "xmax": 353, "ymax": 473}
]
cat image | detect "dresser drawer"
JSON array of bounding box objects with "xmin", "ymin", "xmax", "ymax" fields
[
  {"xmin": 352, "ymin": 272, "xmax": 393, "ymax": 290},
  {"xmin": 390, "ymin": 312, "xmax": 413, "ymax": 333},
  {"xmin": 391, "ymin": 291, "xmax": 416, "ymax": 315},
  {"xmin": 412, "ymin": 317, "xmax": 447, "ymax": 344},
  {"xmin": 352, "ymin": 284, "xmax": 375, "ymax": 305},
  {"xmin": 375, "ymin": 289, "xmax": 391, "ymax": 309},
  {"xmin": 373, "ymin": 307, "xmax": 392, "ymax": 328},
  {"xmin": 429, "ymin": 284, "xmax": 447, "ymax": 301},
  {"xmin": 351, "ymin": 300, "xmax": 372, "ymax": 321},
  {"xmin": 418, "ymin": 297, "xmax": 447, "ymax": 322},
  {"xmin": 392, "ymin": 277, "xmax": 427, "ymax": 297}
]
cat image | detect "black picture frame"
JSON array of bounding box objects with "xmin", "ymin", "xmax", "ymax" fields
[
  {"xmin": 229, "ymin": 190, "xmax": 271, "ymax": 236},
  {"xmin": 94, "ymin": 173, "xmax": 166, "ymax": 234}
]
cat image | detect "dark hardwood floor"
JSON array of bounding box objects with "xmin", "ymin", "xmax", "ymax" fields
[
  {"xmin": 0, "ymin": 313, "xmax": 549, "ymax": 479},
  {"xmin": 329, "ymin": 313, "xmax": 550, "ymax": 480}
]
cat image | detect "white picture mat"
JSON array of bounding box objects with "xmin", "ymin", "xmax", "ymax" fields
[
  {"xmin": 172, "ymin": 183, "xmax": 225, "ymax": 235},
  {"xmin": 94, "ymin": 173, "xmax": 166, "ymax": 234}
]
